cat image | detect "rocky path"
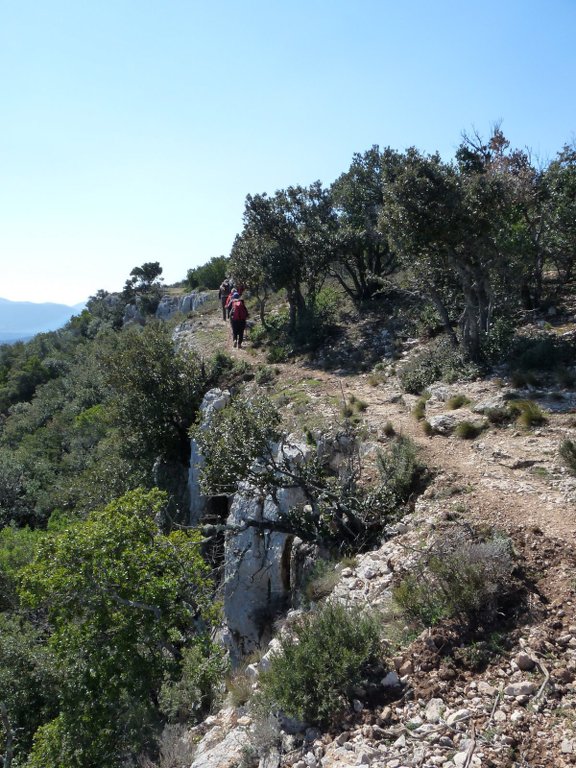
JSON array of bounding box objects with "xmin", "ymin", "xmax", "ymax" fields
[{"xmin": 178, "ymin": 301, "xmax": 576, "ymax": 768}]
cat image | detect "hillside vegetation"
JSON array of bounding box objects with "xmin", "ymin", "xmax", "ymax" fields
[{"xmin": 0, "ymin": 129, "xmax": 575, "ymax": 767}]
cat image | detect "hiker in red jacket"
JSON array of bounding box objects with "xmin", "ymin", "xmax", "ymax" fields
[{"xmin": 229, "ymin": 291, "xmax": 249, "ymax": 348}]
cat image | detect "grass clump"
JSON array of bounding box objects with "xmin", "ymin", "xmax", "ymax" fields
[
  {"xmin": 412, "ymin": 393, "xmax": 430, "ymax": 421},
  {"xmin": 303, "ymin": 559, "xmax": 341, "ymax": 604},
  {"xmin": 343, "ymin": 394, "xmax": 368, "ymax": 418},
  {"xmin": 485, "ymin": 406, "xmax": 510, "ymax": 426},
  {"xmin": 393, "ymin": 527, "xmax": 515, "ymax": 630},
  {"xmin": 447, "ymin": 394, "xmax": 471, "ymax": 410},
  {"xmin": 383, "ymin": 421, "xmax": 396, "ymax": 437},
  {"xmin": 559, "ymin": 439, "xmax": 576, "ymax": 476},
  {"xmin": 455, "ymin": 421, "xmax": 484, "ymax": 440},
  {"xmin": 422, "ymin": 420, "xmax": 433, "ymax": 436},
  {"xmin": 508, "ymin": 399, "xmax": 547, "ymax": 429},
  {"xmin": 260, "ymin": 602, "xmax": 382, "ymax": 728}
]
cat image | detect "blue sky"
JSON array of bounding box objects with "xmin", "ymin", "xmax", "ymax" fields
[{"xmin": 1, "ymin": 0, "xmax": 575, "ymax": 304}]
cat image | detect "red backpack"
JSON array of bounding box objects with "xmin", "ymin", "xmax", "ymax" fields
[{"xmin": 230, "ymin": 299, "xmax": 248, "ymax": 321}]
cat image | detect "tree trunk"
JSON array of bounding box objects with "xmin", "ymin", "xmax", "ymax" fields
[{"xmin": 428, "ymin": 284, "xmax": 459, "ymax": 347}]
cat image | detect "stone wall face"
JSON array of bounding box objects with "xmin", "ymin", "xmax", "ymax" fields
[
  {"xmin": 188, "ymin": 388, "xmax": 231, "ymax": 524},
  {"xmin": 223, "ymin": 482, "xmax": 308, "ymax": 662},
  {"xmin": 155, "ymin": 292, "xmax": 208, "ymax": 320}
]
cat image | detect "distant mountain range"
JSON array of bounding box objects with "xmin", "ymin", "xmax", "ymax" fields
[{"xmin": 0, "ymin": 297, "xmax": 86, "ymax": 343}]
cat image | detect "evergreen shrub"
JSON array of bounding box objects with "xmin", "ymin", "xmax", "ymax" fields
[
  {"xmin": 399, "ymin": 339, "xmax": 479, "ymax": 394},
  {"xmin": 260, "ymin": 602, "xmax": 382, "ymax": 728},
  {"xmin": 393, "ymin": 529, "xmax": 515, "ymax": 629}
]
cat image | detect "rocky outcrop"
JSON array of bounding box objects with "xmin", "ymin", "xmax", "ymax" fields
[
  {"xmin": 222, "ymin": 438, "xmax": 315, "ymax": 662},
  {"xmin": 188, "ymin": 388, "xmax": 231, "ymax": 524},
  {"xmin": 155, "ymin": 292, "xmax": 208, "ymax": 320},
  {"xmin": 223, "ymin": 483, "xmax": 307, "ymax": 663}
]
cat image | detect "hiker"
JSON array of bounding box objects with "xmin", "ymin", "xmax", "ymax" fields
[
  {"xmin": 218, "ymin": 279, "xmax": 232, "ymax": 321},
  {"xmin": 229, "ymin": 291, "xmax": 249, "ymax": 348},
  {"xmin": 224, "ymin": 289, "xmax": 235, "ymax": 319}
]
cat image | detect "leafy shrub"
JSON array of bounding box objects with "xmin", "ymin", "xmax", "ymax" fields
[
  {"xmin": 399, "ymin": 339, "xmax": 480, "ymax": 394},
  {"xmin": 559, "ymin": 439, "xmax": 576, "ymax": 476},
  {"xmin": 260, "ymin": 602, "xmax": 382, "ymax": 728},
  {"xmin": 399, "ymin": 349, "xmax": 442, "ymax": 395},
  {"xmin": 376, "ymin": 434, "xmax": 423, "ymax": 503},
  {"xmin": 393, "ymin": 528, "xmax": 515, "ymax": 629},
  {"xmin": 555, "ymin": 366, "xmax": 576, "ymax": 389},
  {"xmin": 159, "ymin": 641, "xmax": 227, "ymax": 723},
  {"xmin": 267, "ymin": 344, "xmax": 290, "ymax": 363},
  {"xmin": 255, "ymin": 365, "xmax": 277, "ymax": 386},
  {"xmin": 510, "ymin": 333, "xmax": 576, "ymax": 372},
  {"xmin": 510, "ymin": 369, "xmax": 541, "ymax": 388},
  {"xmin": 455, "ymin": 421, "xmax": 484, "ymax": 440},
  {"xmin": 190, "ymin": 395, "xmax": 281, "ymax": 495},
  {"xmin": 416, "ymin": 302, "xmax": 442, "ymax": 338},
  {"xmin": 508, "ymin": 399, "xmax": 547, "ymax": 428},
  {"xmin": 480, "ymin": 317, "xmax": 516, "ymax": 365}
]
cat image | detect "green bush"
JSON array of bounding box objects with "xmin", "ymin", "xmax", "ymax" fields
[
  {"xmin": 159, "ymin": 641, "xmax": 227, "ymax": 723},
  {"xmin": 376, "ymin": 434, "xmax": 423, "ymax": 503},
  {"xmin": 480, "ymin": 317, "xmax": 516, "ymax": 365},
  {"xmin": 510, "ymin": 369, "xmax": 541, "ymax": 388},
  {"xmin": 510, "ymin": 333, "xmax": 576, "ymax": 372},
  {"xmin": 255, "ymin": 365, "xmax": 277, "ymax": 386},
  {"xmin": 555, "ymin": 366, "xmax": 576, "ymax": 389},
  {"xmin": 399, "ymin": 339, "xmax": 480, "ymax": 394},
  {"xmin": 260, "ymin": 602, "xmax": 382, "ymax": 727},
  {"xmin": 393, "ymin": 528, "xmax": 515, "ymax": 629},
  {"xmin": 190, "ymin": 395, "xmax": 281, "ymax": 496}
]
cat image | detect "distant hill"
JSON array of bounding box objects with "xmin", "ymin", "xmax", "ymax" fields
[{"xmin": 0, "ymin": 297, "xmax": 86, "ymax": 343}]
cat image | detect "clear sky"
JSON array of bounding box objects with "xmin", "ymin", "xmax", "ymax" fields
[{"xmin": 1, "ymin": 0, "xmax": 575, "ymax": 305}]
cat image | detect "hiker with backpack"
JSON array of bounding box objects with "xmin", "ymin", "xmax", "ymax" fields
[
  {"xmin": 228, "ymin": 291, "xmax": 249, "ymax": 348},
  {"xmin": 218, "ymin": 279, "xmax": 232, "ymax": 321}
]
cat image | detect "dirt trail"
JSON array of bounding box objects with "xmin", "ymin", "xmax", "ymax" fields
[{"xmin": 184, "ymin": 305, "xmax": 576, "ymax": 544}]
